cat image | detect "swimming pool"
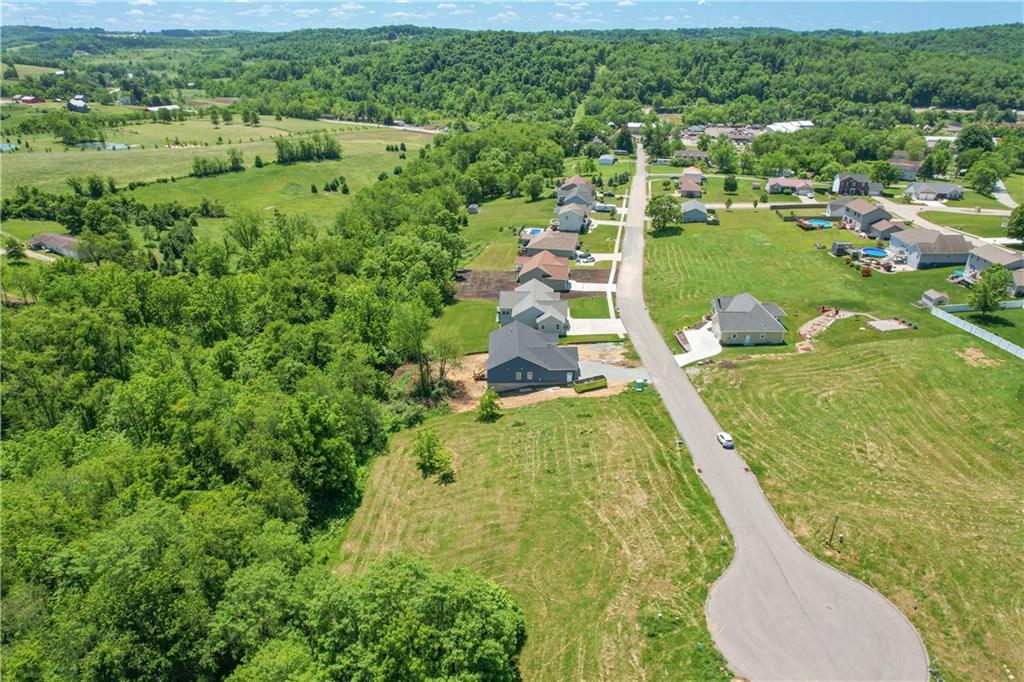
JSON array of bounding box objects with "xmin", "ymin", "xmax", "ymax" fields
[
  {"xmin": 862, "ymin": 247, "xmax": 888, "ymax": 258},
  {"xmin": 807, "ymin": 218, "xmax": 832, "ymax": 228},
  {"xmin": 524, "ymin": 228, "xmax": 543, "ymax": 236}
]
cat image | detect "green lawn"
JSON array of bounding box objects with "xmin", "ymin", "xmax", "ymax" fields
[
  {"xmin": 956, "ymin": 308, "xmax": 1024, "ymax": 347},
  {"xmin": 644, "ymin": 208, "xmax": 970, "ymax": 349},
  {"xmin": 337, "ymin": 393, "xmax": 732, "ymax": 681},
  {"xmin": 944, "ymin": 191, "xmax": 1008, "ymax": 210},
  {"xmin": 568, "ymin": 295, "xmax": 611, "ymax": 319},
  {"xmin": 693, "ymin": 317, "xmax": 1024, "ymax": 681},
  {"xmin": 919, "ymin": 211, "xmax": 1010, "ymax": 239},
  {"xmin": 563, "ymin": 156, "xmax": 636, "ymax": 186},
  {"xmin": 462, "ymin": 197, "xmax": 556, "ymax": 270},
  {"xmin": 2, "ymin": 125, "xmax": 427, "ymax": 200},
  {"xmin": 431, "ymin": 300, "xmax": 497, "ymax": 354},
  {"xmin": 7, "ymin": 63, "xmax": 60, "ymax": 78},
  {"xmin": 0, "ymin": 218, "xmax": 64, "ymax": 241},
  {"xmin": 1003, "ymin": 173, "xmax": 1024, "ymax": 205},
  {"xmin": 701, "ymin": 175, "xmax": 763, "ymax": 203}
]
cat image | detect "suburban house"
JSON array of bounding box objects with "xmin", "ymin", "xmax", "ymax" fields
[
  {"xmin": 557, "ymin": 178, "xmax": 596, "ymax": 206},
  {"xmin": 766, "ymin": 177, "xmax": 814, "ymax": 196},
  {"xmin": 559, "ymin": 187, "xmax": 595, "ymax": 211},
  {"xmin": 27, "ymin": 232, "xmax": 81, "ymax": 259},
  {"xmin": 556, "ymin": 204, "xmax": 590, "ymax": 233},
  {"xmin": 674, "ymin": 149, "xmax": 710, "ymax": 164},
  {"xmin": 681, "ymin": 166, "xmax": 706, "ymax": 185},
  {"xmin": 678, "ymin": 178, "xmax": 703, "ymax": 198},
  {"xmin": 888, "ymin": 152, "xmax": 923, "ymax": 181},
  {"xmin": 888, "ymin": 229, "xmax": 972, "ymax": 269},
  {"xmin": 67, "ymin": 97, "xmax": 90, "ymax": 113},
  {"xmin": 598, "ymin": 153, "xmax": 617, "ymax": 165},
  {"xmin": 486, "ymin": 322, "xmax": 580, "ymax": 393},
  {"xmin": 826, "ymin": 197, "xmax": 852, "ymax": 217},
  {"xmin": 516, "ymin": 251, "xmax": 572, "ymax": 291},
  {"xmin": 626, "ymin": 121, "xmax": 645, "ymax": 135},
  {"xmin": 681, "ymin": 200, "xmax": 709, "ymax": 223},
  {"xmin": 1013, "ymin": 270, "xmax": 1024, "ymax": 297},
  {"xmin": 831, "ymin": 173, "xmax": 882, "ymax": 196},
  {"xmin": 963, "ymin": 244, "xmax": 1024, "ymax": 283},
  {"xmin": 497, "ymin": 280, "xmax": 570, "ymax": 336},
  {"xmin": 839, "ymin": 199, "xmax": 892, "ymax": 233},
  {"xmin": 710, "ymin": 293, "xmax": 787, "ymax": 346},
  {"xmin": 903, "ymin": 181, "xmax": 965, "ymax": 201},
  {"xmin": 523, "ymin": 230, "xmax": 579, "ymax": 259},
  {"xmin": 864, "ymin": 219, "xmax": 905, "ymax": 240}
]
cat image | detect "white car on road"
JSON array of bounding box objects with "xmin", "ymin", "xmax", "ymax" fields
[{"xmin": 716, "ymin": 431, "xmax": 734, "ymax": 449}]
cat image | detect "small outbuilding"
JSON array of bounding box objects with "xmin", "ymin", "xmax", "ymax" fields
[
  {"xmin": 598, "ymin": 153, "xmax": 617, "ymax": 165},
  {"xmin": 920, "ymin": 289, "xmax": 949, "ymax": 308},
  {"xmin": 681, "ymin": 200, "xmax": 708, "ymax": 223}
]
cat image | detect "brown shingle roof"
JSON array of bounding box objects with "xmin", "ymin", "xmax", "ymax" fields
[
  {"xmin": 527, "ymin": 230, "xmax": 579, "ymax": 252},
  {"xmin": 519, "ymin": 251, "xmax": 570, "ymax": 281}
]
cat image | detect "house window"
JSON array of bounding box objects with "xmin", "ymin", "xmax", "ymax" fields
[
  {"xmin": 731, "ymin": 333, "xmax": 737, "ymax": 339},
  {"xmin": 526, "ymin": 371, "xmax": 533, "ymax": 380},
  {"xmin": 760, "ymin": 333, "xmax": 766, "ymax": 339},
  {"xmin": 515, "ymin": 371, "xmax": 522, "ymax": 380}
]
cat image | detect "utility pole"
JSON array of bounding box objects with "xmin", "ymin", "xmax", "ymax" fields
[{"xmin": 826, "ymin": 514, "xmax": 840, "ymax": 547}]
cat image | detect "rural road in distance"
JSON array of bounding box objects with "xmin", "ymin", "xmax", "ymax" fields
[{"xmin": 615, "ymin": 145, "xmax": 929, "ymax": 681}]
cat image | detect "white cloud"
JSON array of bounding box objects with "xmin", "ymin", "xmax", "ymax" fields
[
  {"xmin": 616, "ymin": 0, "xmax": 633, "ymax": 5},
  {"xmin": 663, "ymin": 15, "xmax": 675, "ymax": 20},
  {"xmin": 489, "ymin": 9, "xmax": 517, "ymax": 21},
  {"xmin": 293, "ymin": 7, "xmax": 320, "ymax": 16},
  {"xmin": 170, "ymin": 13, "xmax": 185, "ymax": 19},
  {"xmin": 697, "ymin": 0, "xmax": 706, "ymax": 5},
  {"xmin": 129, "ymin": 0, "xmax": 155, "ymax": 5},
  {"xmin": 395, "ymin": 0, "xmax": 410, "ymax": 3},
  {"xmin": 385, "ymin": 10, "xmax": 426, "ymax": 18},
  {"xmin": 451, "ymin": 7, "xmax": 472, "ymax": 14},
  {"xmin": 127, "ymin": 8, "xmax": 145, "ymax": 15},
  {"xmin": 238, "ymin": 4, "xmax": 272, "ymax": 15},
  {"xmin": 194, "ymin": 7, "xmax": 211, "ymax": 13},
  {"xmin": 76, "ymin": 0, "xmax": 96, "ymax": 5},
  {"xmin": 436, "ymin": 2, "xmax": 456, "ymax": 7},
  {"xmin": 556, "ymin": 1, "xmax": 588, "ymax": 8}
]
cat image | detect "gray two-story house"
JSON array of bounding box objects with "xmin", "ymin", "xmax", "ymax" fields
[
  {"xmin": 888, "ymin": 229, "xmax": 972, "ymax": 269},
  {"xmin": 710, "ymin": 293, "xmax": 787, "ymax": 346},
  {"xmin": 486, "ymin": 322, "xmax": 580, "ymax": 393},
  {"xmin": 497, "ymin": 280, "xmax": 570, "ymax": 336}
]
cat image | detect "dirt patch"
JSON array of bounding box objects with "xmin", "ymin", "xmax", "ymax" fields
[
  {"xmin": 499, "ymin": 382, "xmax": 631, "ymax": 409},
  {"xmin": 456, "ymin": 270, "xmax": 517, "ymax": 300},
  {"xmin": 570, "ymin": 269, "xmax": 617, "ymax": 284},
  {"xmin": 577, "ymin": 342, "xmax": 630, "ymax": 364},
  {"xmin": 956, "ymin": 346, "xmax": 1002, "ymax": 368}
]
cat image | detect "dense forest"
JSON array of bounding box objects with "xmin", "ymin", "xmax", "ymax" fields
[
  {"xmin": 0, "ymin": 123, "xmax": 567, "ymax": 679},
  {"xmin": 3, "ymin": 24, "xmax": 1023, "ymax": 124}
]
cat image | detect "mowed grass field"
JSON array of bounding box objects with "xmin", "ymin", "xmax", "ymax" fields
[
  {"xmin": 693, "ymin": 319, "xmax": 1024, "ymax": 681},
  {"xmin": 462, "ymin": 197, "xmax": 556, "ymax": 270},
  {"xmin": 644, "ymin": 208, "xmax": 971, "ymax": 348},
  {"xmin": 431, "ymin": 299, "xmax": 496, "ymax": 354},
  {"xmin": 1005, "ymin": 173, "xmax": 1024, "ymax": 204},
  {"xmin": 337, "ymin": 393, "xmax": 733, "ymax": 681},
  {"xmin": 956, "ymin": 308, "xmax": 1024, "ymax": 346},
  {"xmin": 1, "ymin": 122, "xmax": 427, "ymax": 199},
  {"xmin": 568, "ymin": 295, "xmax": 611, "ymax": 318},
  {"xmin": 944, "ymin": 191, "xmax": 1008, "ymax": 210},
  {"xmin": 920, "ymin": 210, "xmax": 1010, "ymax": 239}
]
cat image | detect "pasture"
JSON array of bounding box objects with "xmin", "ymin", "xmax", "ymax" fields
[
  {"xmin": 1, "ymin": 122, "xmax": 427, "ymax": 200},
  {"xmin": 337, "ymin": 392, "xmax": 732, "ymax": 681},
  {"xmin": 919, "ymin": 210, "xmax": 1010, "ymax": 239},
  {"xmin": 694, "ymin": 318, "xmax": 1024, "ymax": 681},
  {"xmin": 643, "ymin": 208, "xmax": 971, "ymax": 348}
]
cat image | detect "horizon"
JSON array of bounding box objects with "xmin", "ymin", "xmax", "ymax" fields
[{"xmin": 2, "ymin": 2, "xmax": 1022, "ymax": 35}]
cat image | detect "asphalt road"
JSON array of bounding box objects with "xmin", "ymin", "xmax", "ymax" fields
[{"xmin": 617, "ymin": 146, "xmax": 929, "ymax": 681}]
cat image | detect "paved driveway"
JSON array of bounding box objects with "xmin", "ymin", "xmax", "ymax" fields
[
  {"xmin": 567, "ymin": 317, "xmax": 625, "ymax": 337},
  {"xmin": 618, "ymin": 145, "xmax": 928, "ymax": 682},
  {"xmin": 673, "ymin": 324, "xmax": 722, "ymax": 366},
  {"xmin": 569, "ymin": 281, "xmax": 615, "ymax": 293}
]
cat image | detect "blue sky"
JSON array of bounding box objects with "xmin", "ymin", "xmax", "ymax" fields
[{"xmin": 2, "ymin": 1, "xmax": 1021, "ymax": 33}]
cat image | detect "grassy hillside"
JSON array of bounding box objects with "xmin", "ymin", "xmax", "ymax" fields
[
  {"xmin": 338, "ymin": 393, "xmax": 733, "ymax": 681},
  {"xmin": 694, "ymin": 319, "xmax": 1024, "ymax": 681}
]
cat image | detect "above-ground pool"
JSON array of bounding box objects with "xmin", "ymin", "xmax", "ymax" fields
[
  {"xmin": 862, "ymin": 247, "xmax": 888, "ymax": 258},
  {"xmin": 807, "ymin": 218, "xmax": 832, "ymax": 228}
]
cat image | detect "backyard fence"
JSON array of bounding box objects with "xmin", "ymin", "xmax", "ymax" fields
[
  {"xmin": 940, "ymin": 300, "xmax": 1024, "ymax": 313},
  {"xmin": 930, "ymin": 307, "xmax": 1024, "ymax": 360}
]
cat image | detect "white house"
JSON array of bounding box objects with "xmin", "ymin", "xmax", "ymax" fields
[{"xmin": 556, "ymin": 204, "xmax": 589, "ymax": 233}]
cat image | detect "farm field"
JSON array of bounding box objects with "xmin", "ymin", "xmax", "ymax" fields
[
  {"xmin": 568, "ymin": 295, "xmax": 611, "ymax": 318},
  {"xmin": 462, "ymin": 196, "xmax": 556, "ymax": 269},
  {"xmin": 919, "ymin": 210, "xmax": 1009, "ymax": 238},
  {"xmin": 337, "ymin": 393, "xmax": 733, "ymax": 681},
  {"xmin": 694, "ymin": 318, "xmax": 1024, "ymax": 681},
  {"xmin": 955, "ymin": 308, "xmax": 1024, "ymax": 346},
  {"xmin": 432, "ymin": 299, "xmax": 496, "ymax": 354},
  {"xmin": 1, "ymin": 123, "xmax": 427, "ymax": 199},
  {"xmin": 643, "ymin": 208, "xmax": 971, "ymax": 349}
]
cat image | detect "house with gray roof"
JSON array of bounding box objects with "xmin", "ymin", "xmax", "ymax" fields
[
  {"xmin": 903, "ymin": 181, "xmax": 965, "ymax": 201},
  {"xmin": 558, "ymin": 184, "xmax": 596, "ymax": 209},
  {"xmin": 497, "ymin": 280, "xmax": 570, "ymax": 336},
  {"xmin": 681, "ymin": 200, "xmax": 708, "ymax": 223},
  {"xmin": 864, "ymin": 219, "xmax": 905, "ymax": 240},
  {"xmin": 524, "ymin": 230, "xmax": 579, "ymax": 259},
  {"xmin": 515, "ymin": 251, "xmax": 571, "ymax": 291},
  {"xmin": 486, "ymin": 322, "xmax": 580, "ymax": 393},
  {"xmin": 710, "ymin": 293, "xmax": 787, "ymax": 346},
  {"xmin": 826, "ymin": 196, "xmax": 852, "ymax": 217},
  {"xmin": 557, "ymin": 176, "xmax": 595, "ymax": 203},
  {"xmin": 27, "ymin": 232, "xmax": 81, "ymax": 259},
  {"xmin": 1013, "ymin": 270, "xmax": 1024, "ymax": 297},
  {"xmin": 888, "ymin": 229, "xmax": 972, "ymax": 269},
  {"xmin": 766, "ymin": 177, "xmax": 814, "ymax": 196},
  {"xmin": 964, "ymin": 244, "xmax": 1024, "ymax": 284},
  {"xmin": 838, "ymin": 199, "xmax": 892, "ymax": 233},
  {"xmin": 556, "ymin": 204, "xmax": 590, "ymax": 233}
]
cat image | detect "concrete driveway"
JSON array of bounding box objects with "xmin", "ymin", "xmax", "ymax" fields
[
  {"xmin": 569, "ymin": 280, "xmax": 615, "ymax": 293},
  {"xmin": 618, "ymin": 145, "xmax": 929, "ymax": 681},
  {"xmin": 567, "ymin": 317, "xmax": 625, "ymax": 337},
  {"xmin": 673, "ymin": 324, "xmax": 722, "ymax": 366}
]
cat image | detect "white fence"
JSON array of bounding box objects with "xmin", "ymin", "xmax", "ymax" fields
[
  {"xmin": 930, "ymin": 307, "xmax": 1024, "ymax": 360},
  {"xmin": 940, "ymin": 300, "xmax": 1024, "ymax": 314}
]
